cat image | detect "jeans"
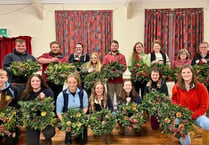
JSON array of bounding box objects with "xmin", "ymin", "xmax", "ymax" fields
[{"xmin": 179, "ymin": 115, "xmax": 209, "ymax": 145}]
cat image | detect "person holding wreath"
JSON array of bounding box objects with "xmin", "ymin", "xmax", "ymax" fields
[
  {"xmin": 128, "ymin": 42, "xmax": 150, "ymax": 96},
  {"xmin": 118, "ymin": 80, "xmax": 142, "ymax": 134},
  {"xmin": 21, "ymin": 74, "xmax": 55, "ymax": 145},
  {"xmin": 149, "ymin": 40, "xmax": 170, "ymax": 65},
  {"xmin": 102, "ymin": 40, "xmax": 127, "ymax": 108},
  {"xmin": 89, "ymin": 81, "xmax": 113, "ymax": 113},
  {"xmin": 0, "ymin": 69, "xmax": 20, "ymax": 145},
  {"xmin": 56, "ymin": 73, "xmax": 88, "ymax": 145},
  {"xmin": 172, "ymin": 64, "xmax": 209, "ymax": 145},
  {"xmin": 143, "ymin": 66, "xmax": 169, "ymax": 130},
  {"xmin": 173, "ymin": 49, "xmax": 192, "ymax": 68}
]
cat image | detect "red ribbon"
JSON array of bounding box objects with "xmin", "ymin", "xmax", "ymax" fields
[{"xmin": 170, "ymin": 126, "xmax": 185, "ymax": 139}]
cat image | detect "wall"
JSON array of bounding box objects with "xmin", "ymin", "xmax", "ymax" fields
[{"xmin": 0, "ymin": 1, "xmax": 209, "ymax": 79}]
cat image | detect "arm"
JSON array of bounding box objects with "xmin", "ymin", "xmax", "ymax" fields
[
  {"xmin": 37, "ymin": 53, "xmax": 59, "ymax": 64},
  {"xmin": 165, "ymin": 54, "xmax": 170, "ymax": 65},
  {"xmin": 171, "ymin": 84, "xmax": 178, "ymax": 105},
  {"xmin": 56, "ymin": 92, "xmax": 64, "ymax": 119},
  {"xmin": 192, "ymin": 84, "xmax": 209, "ymax": 120},
  {"xmin": 143, "ymin": 54, "xmax": 151, "ymax": 67},
  {"xmin": 120, "ymin": 55, "xmax": 127, "ymax": 72},
  {"xmin": 82, "ymin": 91, "xmax": 88, "ymax": 114},
  {"xmin": 3, "ymin": 54, "xmax": 12, "ymax": 70},
  {"xmin": 128, "ymin": 55, "xmax": 132, "ymax": 71},
  {"xmin": 68, "ymin": 54, "xmax": 74, "ymax": 63}
]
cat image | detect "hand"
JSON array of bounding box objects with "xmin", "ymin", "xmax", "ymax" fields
[
  {"xmin": 88, "ymin": 68, "xmax": 95, "ymax": 73},
  {"xmin": 152, "ymin": 60, "xmax": 159, "ymax": 64},
  {"xmin": 39, "ymin": 92, "xmax": 45, "ymax": 99},
  {"xmin": 0, "ymin": 125, "xmax": 6, "ymax": 133},
  {"xmin": 201, "ymin": 58, "xmax": 207, "ymax": 63},
  {"xmin": 52, "ymin": 57, "xmax": 59, "ymax": 63}
]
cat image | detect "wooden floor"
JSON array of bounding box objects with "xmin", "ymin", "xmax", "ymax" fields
[{"xmin": 17, "ymin": 120, "xmax": 202, "ymax": 145}]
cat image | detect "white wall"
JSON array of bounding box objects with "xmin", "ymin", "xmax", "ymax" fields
[{"xmin": 0, "ymin": 1, "xmax": 209, "ymax": 80}]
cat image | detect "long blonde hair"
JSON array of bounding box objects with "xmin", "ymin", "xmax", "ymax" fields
[
  {"xmin": 89, "ymin": 82, "xmax": 107, "ymax": 113},
  {"xmin": 86, "ymin": 52, "xmax": 102, "ymax": 71}
]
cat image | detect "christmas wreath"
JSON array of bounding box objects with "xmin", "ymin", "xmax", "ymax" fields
[
  {"xmin": 193, "ymin": 64, "xmax": 209, "ymax": 86},
  {"xmin": 8, "ymin": 59, "xmax": 40, "ymax": 77},
  {"xmin": 84, "ymin": 72, "xmax": 107, "ymax": 91},
  {"xmin": 45, "ymin": 62, "xmax": 76, "ymax": 85},
  {"xmin": 0, "ymin": 107, "xmax": 18, "ymax": 137},
  {"xmin": 57, "ymin": 109, "xmax": 88, "ymax": 136},
  {"xmin": 142, "ymin": 91, "xmax": 171, "ymax": 116},
  {"xmin": 88, "ymin": 109, "xmax": 116, "ymax": 135},
  {"xmin": 128, "ymin": 60, "xmax": 150, "ymax": 83},
  {"xmin": 152, "ymin": 63, "xmax": 172, "ymax": 80},
  {"xmin": 103, "ymin": 61, "xmax": 124, "ymax": 80},
  {"xmin": 158, "ymin": 103, "xmax": 194, "ymax": 139},
  {"xmin": 117, "ymin": 102, "xmax": 146, "ymax": 130},
  {"xmin": 18, "ymin": 96, "xmax": 56, "ymax": 130}
]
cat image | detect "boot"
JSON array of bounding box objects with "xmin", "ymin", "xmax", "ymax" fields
[
  {"xmin": 105, "ymin": 133, "xmax": 112, "ymax": 144},
  {"xmin": 202, "ymin": 129, "xmax": 209, "ymax": 145},
  {"xmin": 118, "ymin": 124, "xmax": 125, "ymax": 134},
  {"xmin": 65, "ymin": 132, "xmax": 72, "ymax": 145},
  {"xmin": 150, "ymin": 115, "xmax": 159, "ymax": 130}
]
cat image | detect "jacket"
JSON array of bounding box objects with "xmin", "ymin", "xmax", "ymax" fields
[
  {"xmin": 3, "ymin": 49, "xmax": 36, "ymax": 83},
  {"xmin": 172, "ymin": 82, "xmax": 209, "ymax": 120}
]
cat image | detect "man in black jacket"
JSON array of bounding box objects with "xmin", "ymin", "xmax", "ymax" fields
[{"xmin": 3, "ymin": 39, "xmax": 36, "ymax": 96}]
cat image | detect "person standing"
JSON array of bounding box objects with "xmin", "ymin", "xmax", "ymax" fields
[
  {"xmin": 173, "ymin": 49, "xmax": 192, "ymax": 68},
  {"xmin": 37, "ymin": 41, "xmax": 68, "ymax": 105},
  {"xmin": 128, "ymin": 42, "xmax": 150, "ymax": 96},
  {"xmin": 3, "ymin": 39, "xmax": 36, "ymax": 96},
  {"xmin": 102, "ymin": 40, "xmax": 127, "ymax": 109},
  {"xmin": 68, "ymin": 43, "xmax": 90, "ymax": 71},
  {"xmin": 191, "ymin": 42, "xmax": 209, "ymax": 65}
]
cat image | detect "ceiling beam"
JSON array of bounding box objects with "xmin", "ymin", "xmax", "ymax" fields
[{"xmin": 32, "ymin": 0, "xmax": 44, "ymax": 19}]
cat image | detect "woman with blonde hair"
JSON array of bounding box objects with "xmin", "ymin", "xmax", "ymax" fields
[{"xmin": 89, "ymin": 82, "xmax": 113, "ymax": 113}]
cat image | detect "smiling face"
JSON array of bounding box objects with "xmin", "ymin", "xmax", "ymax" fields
[
  {"xmin": 123, "ymin": 81, "xmax": 132, "ymax": 94},
  {"xmin": 91, "ymin": 54, "xmax": 98, "ymax": 65},
  {"xmin": 31, "ymin": 76, "xmax": 41, "ymax": 91},
  {"xmin": 111, "ymin": 42, "xmax": 119, "ymax": 53},
  {"xmin": 181, "ymin": 67, "xmax": 193, "ymax": 82},
  {"xmin": 15, "ymin": 41, "xmax": 26, "ymax": 54},
  {"xmin": 179, "ymin": 52, "xmax": 187, "ymax": 60},
  {"xmin": 67, "ymin": 77, "xmax": 78, "ymax": 93},
  {"xmin": 75, "ymin": 44, "xmax": 83, "ymax": 54},
  {"xmin": 151, "ymin": 71, "xmax": 160, "ymax": 82},
  {"xmin": 0, "ymin": 75, "xmax": 7, "ymax": 88},
  {"xmin": 135, "ymin": 43, "xmax": 143, "ymax": 54},
  {"xmin": 95, "ymin": 84, "xmax": 104, "ymax": 96},
  {"xmin": 199, "ymin": 43, "xmax": 208, "ymax": 56},
  {"xmin": 153, "ymin": 43, "xmax": 161, "ymax": 53},
  {"xmin": 50, "ymin": 43, "xmax": 60, "ymax": 54}
]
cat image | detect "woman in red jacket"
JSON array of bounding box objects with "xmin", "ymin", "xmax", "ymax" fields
[{"xmin": 172, "ymin": 64, "xmax": 209, "ymax": 145}]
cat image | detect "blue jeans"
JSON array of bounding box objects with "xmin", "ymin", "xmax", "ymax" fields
[{"xmin": 179, "ymin": 115, "xmax": 209, "ymax": 145}]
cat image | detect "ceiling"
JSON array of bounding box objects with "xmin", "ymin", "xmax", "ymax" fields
[{"xmin": 0, "ymin": 0, "xmax": 208, "ymax": 4}]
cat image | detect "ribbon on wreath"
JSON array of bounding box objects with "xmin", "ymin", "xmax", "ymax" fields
[{"xmin": 170, "ymin": 125, "xmax": 186, "ymax": 138}]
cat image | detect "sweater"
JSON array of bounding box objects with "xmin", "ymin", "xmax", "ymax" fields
[
  {"xmin": 172, "ymin": 82, "xmax": 209, "ymax": 120},
  {"xmin": 102, "ymin": 52, "xmax": 127, "ymax": 84}
]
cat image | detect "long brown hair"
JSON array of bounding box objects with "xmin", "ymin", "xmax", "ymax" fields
[
  {"xmin": 119, "ymin": 80, "xmax": 137, "ymax": 103},
  {"xmin": 131, "ymin": 42, "xmax": 144, "ymax": 64},
  {"xmin": 89, "ymin": 82, "xmax": 107, "ymax": 113},
  {"xmin": 21, "ymin": 74, "xmax": 49, "ymax": 100},
  {"xmin": 177, "ymin": 64, "xmax": 198, "ymax": 90}
]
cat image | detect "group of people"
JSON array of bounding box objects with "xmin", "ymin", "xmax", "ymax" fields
[{"xmin": 0, "ymin": 38, "xmax": 209, "ymax": 145}]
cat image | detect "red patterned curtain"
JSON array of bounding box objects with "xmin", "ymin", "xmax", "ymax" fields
[
  {"xmin": 144, "ymin": 9, "xmax": 171, "ymax": 56},
  {"xmin": 0, "ymin": 36, "xmax": 32, "ymax": 69},
  {"xmin": 172, "ymin": 8, "xmax": 203, "ymax": 66},
  {"xmin": 55, "ymin": 10, "xmax": 112, "ymax": 61}
]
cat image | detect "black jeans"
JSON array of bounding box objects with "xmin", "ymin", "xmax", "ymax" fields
[{"xmin": 26, "ymin": 126, "xmax": 55, "ymax": 145}]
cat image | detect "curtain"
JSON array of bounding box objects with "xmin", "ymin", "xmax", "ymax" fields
[
  {"xmin": 55, "ymin": 10, "xmax": 112, "ymax": 61},
  {"xmin": 172, "ymin": 8, "xmax": 203, "ymax": 66},
  {"xmin": 144, "ymin": 9, "xmax": 171, "ymax": 56},
  {"xmin": 0, "ymin": 36, "xmax": 32, "ymax": 69}
]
